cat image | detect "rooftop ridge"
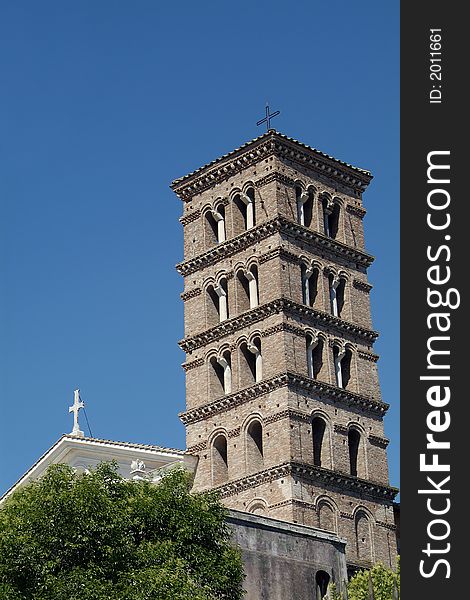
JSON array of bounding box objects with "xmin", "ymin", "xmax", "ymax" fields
[{"xmin": 171, "ymin": 130, "xmax": 372, "ymax": 196}]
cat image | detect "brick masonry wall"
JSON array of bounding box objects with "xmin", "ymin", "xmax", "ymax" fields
[{"xmin": 174, "ymin": 134, "xmax": 397, "ymax": 570}]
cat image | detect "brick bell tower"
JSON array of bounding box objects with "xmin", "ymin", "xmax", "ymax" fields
[{"xmin": 171, "ymin": 130, "xmax": 398, "ymax": 572}]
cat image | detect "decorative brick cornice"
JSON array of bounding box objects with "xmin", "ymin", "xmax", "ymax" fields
[
  {"xmin": 262, "ymin": 322, "xmax": 305, "ymax": 339},
  {"xmin": 376, "ymin": 520, "xmax": 397, "ymax": 531},
  {"xmin": 179, "ymin": 297, "xmax": 378, "ymax": 352},
  {"xmin": 213, "ymin": 460, "xmax": 398, "ymax": 502},
  {"xmin": 180, "ymin": 287, "xmax": 202, "ymax": 302},
  {"xmin": 228, "ymin": 427, "xmax": 241, "ymax": 438},
  {"xmin": 179, "ymin": 371, "xmax": 389, "ymax": 425},
  {"xmin": 171, "ymin": 131, "xmax": 372, "ymax": 202},
  {"xmin": 182, "ymin": 357, "xmax": 204, "ymax": 372},
  {"xmin": 353, "ymin": 279, "xmax": 373, "ymax": 293},
  {"xmin": 265, "ymin": 408, "xmax": 311, "ymax": 426},
  {"xmin": 258, "ymin": 246, "xmax": 299, "ymax": 265},
  {"xmin": 175, "ymin": 216, "xmax": 374, "ymax": 277},
  {"xmin": 179, "ymin": 210, "xmax": 201, "ymax": 226},
  {"xmin": 187, "ymin": 441, "xmax": 207, "ymax": 454},
  {"xmin": 368, "ymin": 434, "xmax": 390, "ymax": 448},
  {"xmin": 346, "ymin": 204, "xmax": 367, "ymax": 218},
  {"xmin": 357, "ymin": 350, "xmax": 379, "ymax": 362},
  {"xmin": 255, "ymin": 172, "xmax": 296, "ymax": 189}
]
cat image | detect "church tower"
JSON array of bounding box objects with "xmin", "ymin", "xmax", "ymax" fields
[{"xmin": 171, "ymin": 130, "xmax": 398, "ymax": 572}]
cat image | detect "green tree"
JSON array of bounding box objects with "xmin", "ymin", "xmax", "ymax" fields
[
  {"xmin": 328, "ymin": 558, "xmax": 400, "ymax": 600},
  {"xmin": 0, "ymin": 463, "xmax": 244, "ymax": 600}
]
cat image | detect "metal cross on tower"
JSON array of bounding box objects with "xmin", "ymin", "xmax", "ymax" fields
[
  {"xmin": 256, "ymin": 103, "xmax": 280, "ymax": 131},
  {"xmin": 69, "ymin": 389, "xmax": 85, "ymax": 437}
]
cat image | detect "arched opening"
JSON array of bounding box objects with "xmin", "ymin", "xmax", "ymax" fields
[
  {"xmin": 248, "ymin": 501, "xmax": 267, "ymax": 516},
  {"xmin": 329, "ymin": 275, "xmax": 346, "ymax": 318},
  {"xmin": 333, "ymin": 346, "xmax": 352, "ymax": 389},
  {"xmin": 240, "ymin": 337, "xmax": 262, "ymax": 387},
  {"xmin": 206, "ymin": 285, "xmax": 220, "ymax": 327},
  {"xmin": 233, "ymin": 188, "xmax": 255, "ymax": 233},
  {"xmin": 206, "ymin": 280, "xmax": 228, "ymax": 325},
  {"xmin": 205, "ymin": 211, "xmax": 218, "ymax": 248},
  {"xmin": 210, "ymin": 350, "xmax": 231, "ymax": 397},
  {"xmin": 296, "ymin": 186, "xmax": 314, "ymax": 228},
  {"xmin": 236, "ymin": 269, "xmax": 251, "ymax": 314},
  {"xmin": 312, "ymin": 417, "xmax": 326, "ymax": 466},
  {"xmin": 348, "ymin": 429, "xmax": 361, "ymax": 477},
  {"xmin": 306, "ymin": 335, "xmax": 323, "ymax": 380},
  {"xmin": 246, "ymin": 420, "xmax": 264, "ymax": 473},
  {"xmin": 212, "ymin": 434, "xmax": 228, "ymax": 485},
  {"xmin": 355, "ymin": 511, "xmax": 373, "ymax": 562},
  {"xmin": 213, "ymin": 204, "xmax": 226, "ymax": 243},
  {"xmin": 247, "ymin": 265, "xmax": 259, "ymax": 308},
  {"xmin": 302, "ymin": 265, "xmax": 319, "ymax": 307},
  {"xmin": 318, "ymin": 503, "xmax": 336, "ymax": 533},
  {"xmin": 323, "ymin": 199, "xmax": 340, "ymax": 239},
  {"xmin": 315, "ymin": 570, "xmax": 330, "ymax": 600}
]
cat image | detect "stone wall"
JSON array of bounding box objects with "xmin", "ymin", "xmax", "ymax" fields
[{"xmin": 227, "ymin": 509, "xmax": 348, "ymax": 600}]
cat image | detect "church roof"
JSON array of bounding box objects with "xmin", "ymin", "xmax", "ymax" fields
[
  {"xmin": 171, "ymin": 129, "xmax": 372, "ymax": 195},
  {"xmin": 1, "ymin": 434, "xmax": 191, "ymax": 503}
]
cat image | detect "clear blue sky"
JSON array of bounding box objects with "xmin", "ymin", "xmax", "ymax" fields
[{"xmin": 0, "ymin": 1, "xmax": 399, "ymax": 496}]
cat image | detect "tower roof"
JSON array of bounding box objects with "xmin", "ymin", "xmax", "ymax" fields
[{"xmin": 171, "ymin": 130, "xmax": 373, "ymax": 201}]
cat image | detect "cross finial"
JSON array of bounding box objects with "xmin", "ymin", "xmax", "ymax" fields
[
  {"xmin": 69, "ymin": 389, "xmax": 85, "ymax": 437},
  {"xmin": 256, "ymin": 103, "xmax": 280, "ymax": 132}
]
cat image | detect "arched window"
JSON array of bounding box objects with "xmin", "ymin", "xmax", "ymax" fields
[
  {"xmin": 333, "ymin": 346, "xmax": 352, "ymax": 389},
  {"xmin": 296, "ymin": 186, "xmax": 314, "ymax": 228},
  {"xmin": 315, "ymin": 571, "xmax": 331, "ymax": 600},
  {"xmin": 247, "ymin": 265, "xmax": 259, "ymax": 308},
  {"xmin": 306, "ymin": 335, "xmax": 323, "ymax": 380},
  {"xmin": 233, "ymin": 188, "xmax": 255, "ymax": 233},
  {"xmin": 318, "ymin": 503, "xmax": 336, "ymax": 533},
  {"xmin": 301, "ymin": 264, "xmax": 319, "ymax": 307},
  {"xmin": 206, "ymin": 279, "xmax": 229, "ymax": 325},
  {"xmin": 248, "ymin": 500, "xmax": 267, "ymax": 516},
  {"xmin": 312, "ymin": 417, "xmax": 326, "ymax": 466},
  {"xmin": 323, "ymin": 199, "xmax": 340, "ymax": 239},
  {"xmin": 236, "ymin": 269, "xmax": 250, "ymax": 314},
  {"xmin": 246, "ymin": 420, "xmax": 264, "ymax": 473},
  {"xmin": 205, "ymin": 205, "xmax": 226, "ymax": 247},
  {"xmin": 329, "ymin": 275, "xmax": 345, "ymax": 318},
  {"xmin": 240, "ymin": 337, "xmax": 262, "ymax": 387},
  {"xmin": 210, "ymin": 350, "xmax": 231, "ymax": 397},
  {"xmin": 205, "ymin": 211, "xmax": 218, "ymax": 247},
  {"xmin": 355, "ymin": 510, "xmax": 373, "ymax": 562},
  {"xmin": 212, "ymin": 434, "xmax": 228, "ymax": 485},
  {"xmin": 348, "ymin": 428, "xmax": 361, "ymax": 477}
]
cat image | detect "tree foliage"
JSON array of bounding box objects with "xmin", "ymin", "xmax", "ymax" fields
[
  {"xmin": 329, "ymin": 558, "xmax": 400, "ymax": 600},
  {"xmin": 0, "ymin": 463, "xmax": 244, "ymax": 600}
]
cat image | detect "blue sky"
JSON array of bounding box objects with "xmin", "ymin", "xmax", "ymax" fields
[{"xmin": 0, "ymin": 1, "xmax": 399, "ymax": 495}]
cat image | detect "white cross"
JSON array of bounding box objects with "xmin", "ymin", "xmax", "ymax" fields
[{"xmin": 69, "ymin": 389, "xmax": 85, "ymax": 437}]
